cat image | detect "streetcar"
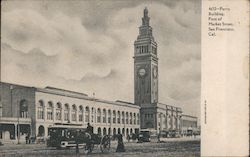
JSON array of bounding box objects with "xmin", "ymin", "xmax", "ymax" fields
[
  {"xmin": 138, "ymin": 129, "xmax": 158, "ymax": 142},
  {"xmin": 47, "ymin": 126, "xmax": 111, "ymax": 153}
]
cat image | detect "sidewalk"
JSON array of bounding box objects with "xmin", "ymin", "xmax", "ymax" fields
[
  {"xmin": 159, "ymin": 136, "xmax": 200, "ymax": 142},
  {"xmin": 0, "ymin": 143, "xmax": 47, "ymax": 151}
]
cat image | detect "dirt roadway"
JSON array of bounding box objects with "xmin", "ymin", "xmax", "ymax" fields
[{"xmin": 0, "ymin": 138, "xmax": 200, "ymax": 157}]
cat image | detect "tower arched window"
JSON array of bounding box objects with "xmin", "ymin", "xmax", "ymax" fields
[
  {"xmin": 71, "ymin": 105, "xmax": 77, "ymax": 121},
  {"xmin": 56, "ymin": 103, "xmax": 62, "ymax": 120},
  {"xmin": 47, "ymin": 101, "xmax": 53, "ymax": 120},
  {"xmin": 38, "ymin": 100, "xmax": 44, "ymax": 119},
  {"xmin": 20, "ymin": 99, "xmax": 28, "ymax": 118},
  {"xmin": 97, "ymin": 108, "xmax": 101, "ymax": 123},
  {"xmin": 79, "ymin": 106, "xmax": 83, "ymax": 122},
  {"xmin": 85, "ymin": 106, "xmax": 90, "ymax": 122}
]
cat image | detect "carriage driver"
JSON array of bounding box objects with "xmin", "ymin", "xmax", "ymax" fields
[{"xmin": 86, "ymin": 123, "xmax": 93, "ymax": 134}]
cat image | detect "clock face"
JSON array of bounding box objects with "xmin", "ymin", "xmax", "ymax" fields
[
  {"xmin": 153, "ymin": 67, "xmax": 157, "ymax": 78},
  {"xmin": 139, "ymin": 68, "xmax": 146, "ymax": 76}
]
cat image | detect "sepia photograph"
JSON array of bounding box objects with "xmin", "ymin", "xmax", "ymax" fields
[{"xmin": 0, "ymin": 0, "xmax": 202, "ymax": 156}]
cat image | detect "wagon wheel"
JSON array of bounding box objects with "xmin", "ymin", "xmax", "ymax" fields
[
  {"xmin": 100, "ymin": 135, "xmax": 111, "ymax": 153},
  {"xmin": 84, "ymin": 143, "xmax": 94, "ymax": 153}
]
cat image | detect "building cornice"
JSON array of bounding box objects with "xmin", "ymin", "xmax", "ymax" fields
[{"xmin": 36, "ymin": 88, "xmax": 140, "ymax": 109}]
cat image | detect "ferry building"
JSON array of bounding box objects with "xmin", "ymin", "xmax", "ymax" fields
[
  {"xmin": 0, "ymin": 8, "xmax": 197, "ymax": 143},
  {"xmin": 134, "ymin": 8, "xmax": 183, "ymax": 132}
]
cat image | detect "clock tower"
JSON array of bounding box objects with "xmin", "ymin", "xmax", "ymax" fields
[{"xmin": 134, "ymin": 7, "xmax": 158, "ymax": 106}]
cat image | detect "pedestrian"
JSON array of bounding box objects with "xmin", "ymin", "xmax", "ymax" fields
[
  {"xmin": 116, "ymin": 133, "xmax": 125, "ymax": 152},
  {"xmin": 127, "ymin": 134, "xmax": 130, "ymax": 142},
  {"xmin": 85, "ymin": 123, "xmax": 93, "ymax": 154},
  {"xmin": 25, "ymin": 134, "xmax": 29, "ymax": 144},
  {"xmin": 157, "ymin": 133, "xmax": 161, "ymax": 143}
]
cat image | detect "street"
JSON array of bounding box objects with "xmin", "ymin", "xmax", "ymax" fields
[{"xmin": 0, "ymin": 138, "xmax": 200, "ymax": 157}]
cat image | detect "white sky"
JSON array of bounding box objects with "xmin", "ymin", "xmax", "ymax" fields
[{"xmin": 1, "ymin": 0, "xmax": 201, "ymax": 119}]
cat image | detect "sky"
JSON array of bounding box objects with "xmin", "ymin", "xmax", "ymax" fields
[{"xmin": 1, "ymin": 0, "xmax": 201, "ymax": 119}]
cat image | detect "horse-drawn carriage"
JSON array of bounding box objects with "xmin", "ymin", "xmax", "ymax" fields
[{"xmin": 47, "ymin": 126, "xmax": 111, "ymax": 153}]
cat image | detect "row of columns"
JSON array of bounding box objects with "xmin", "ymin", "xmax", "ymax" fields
[
  {"xmin": 38, "ymin": 102, "xmax": 140, "ymax": 126},
  {"xmin": 159, "ymin": 111, "xmax": 182, "ymax": 131}
]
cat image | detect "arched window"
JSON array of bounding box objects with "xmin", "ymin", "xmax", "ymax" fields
[
  {"xmin": 38, "ymin": 125, "xmax": 45, "ymax": 137},
  {"xmin": 98, "ymin": 127, "xmax": 102, "ymax": 135},
  {"xmin": 103, "ymin": 128, "xmax": 107, "ymax": 135},
  {"xmin": 134, "ymin": 113, "xmax": 136, "ymax": 125},
  {"xmin": 38, "ymin": 100, "xmax": 44, "ymax": 119},
  {"xmin": 130, "ymin": 112, "xmax": 132, "ymax": 124},
  {"xmin": 97, "ymin": 108, "xmax": 101, "ymax": 123},
  {"xmin": 91, "ymin": 107, "xmax": 95, "ymax": 123},
  {"xmin": 103, "ymin": 109, "xmax": 106, "ymax": 123},
  {"xmin": 47, "ymin": 101, "xmax": 53, "ymax": 120},
  {"xmin": 108, "ymin": 110, "xmax": 111, "ymax": 123},
  {"xmin": 71, "ymin": 105, "xmax": 77, "ymax": 121},
  {"xmin": 20, "ymin": 99, "xmax": 28, "ymax": 118},
  {"xmin": 64, "ymin": 104, "xmax": 69, "ymax": 122},
  {"xmin": 79, "ymin": 106, "xmax": 83, "ymax": 122},
  {"xmin": 137, "ymin": 113, "xmax": 140, "ymax": 125},
  {"xmin": 122, "ymin": 128, "xmax": 125, "ymax": 135},
  {"xmin": 121, "ymin": 112, "xmax": 125, "ymax": 124},
  {"xmin": 108, "ymin": 128, "xmax": 111, "ymax": 135},
  {"xmin": 117, "ymin": 111, "xmax": 121, "ymax": 124},
  {"xmin": 113, "ymin": 110, "xmax": 116, "ymax": 124},
  {"xmin": 85, "ymin": 106, "xmax": 90, "ymax": 122},
  {"xmin": 126, "ymin": 112, "xmax": 128, "ymax": 124},
  {"xmin": 56, "ymin": 103, "xmax": 62, "ymax": 120},
  {"xmin": 126, "ymin": 128, "xmax": 129, "ymax": 136}
]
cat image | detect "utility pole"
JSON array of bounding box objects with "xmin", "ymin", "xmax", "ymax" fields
[
  {"xmin": 17, "ymin": 100, "xmax": 20, "ymax": 144},
  {"xmin": 10, "ymin": 85, "xmax": 13, "ymax": 117}
]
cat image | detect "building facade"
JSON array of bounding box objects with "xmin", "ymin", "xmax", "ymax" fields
[
  {"xmin": 0, "ymin": 82, "xmax": 140, "ymax": 143},
  {"xmin": 181, "ymin": 114, "xmax": 199, "ymax": 135}
]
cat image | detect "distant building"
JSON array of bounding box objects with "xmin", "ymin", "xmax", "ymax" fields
[
  {"xmin": 0, "ymin": 82, "xmax": 140, "ymax": 143},
  {"xmin": 181, "ymin": 114, "xmax": 199, "ymax": 136}
]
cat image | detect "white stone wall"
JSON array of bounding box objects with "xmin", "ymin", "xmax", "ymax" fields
[{"xmin": 34, "ymin": 91, "xmax": 140, "ymax": 138}]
